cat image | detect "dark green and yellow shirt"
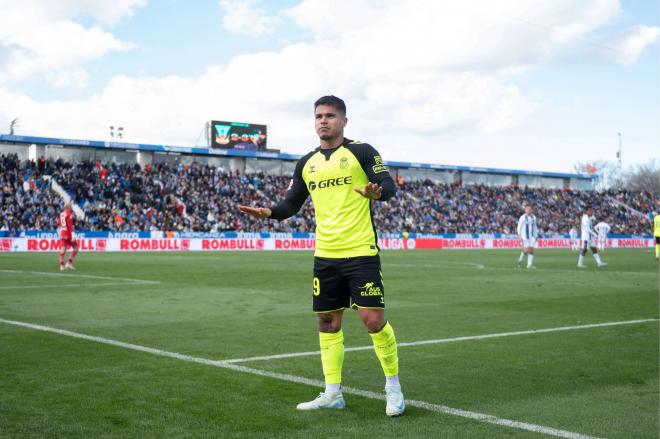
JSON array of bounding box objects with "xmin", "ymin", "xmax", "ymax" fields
[{"xmin": 270, "ymin": 138, "xmax": 396, "ymax": 258}]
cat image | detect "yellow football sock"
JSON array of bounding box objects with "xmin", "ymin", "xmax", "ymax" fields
[
  {"xmin": 319, "ymin": 330, "xmax": 344, "ymax": 385},
  {"xmin": 656, "ymin": 243, "xmax": 659, "ymax": 258},
  {"xmin": 369, "ymin": 321, "xmax": 399, "ymax": 377}
]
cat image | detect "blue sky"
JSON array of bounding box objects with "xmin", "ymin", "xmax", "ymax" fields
[
  {"xmin": 12, "ymin": 0, "xmax": 305, "ymax": 99},
  {"xmin": 0, "ymin": 0, "xmax": 658, "ymax": 173}
]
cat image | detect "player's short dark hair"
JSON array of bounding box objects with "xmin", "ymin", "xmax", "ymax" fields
[{"xmin": 314, "ymin": 95, "xmax": 346, "ymax": 116}]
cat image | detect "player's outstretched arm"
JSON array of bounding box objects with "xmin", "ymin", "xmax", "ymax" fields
[
  {"xmin": 245, "ymin": 175, "xmax": 307, "ymax": 221},
  {"xmin": 239, "ymin": 157, "xmax": 310, "ymax": 221},
  {"xmin": 238, "ymin": 206, "xmax": 272, "ymax": 219}
]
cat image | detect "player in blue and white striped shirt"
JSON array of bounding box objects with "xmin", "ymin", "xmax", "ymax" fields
[{"xmin": 517, "ymin": 204, "xmax": 538, "ymax": 269}]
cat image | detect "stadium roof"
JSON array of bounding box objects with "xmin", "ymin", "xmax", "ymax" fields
[{"xmin": 0, "ymin": 134, "xmax": 596, "ymax": 180}]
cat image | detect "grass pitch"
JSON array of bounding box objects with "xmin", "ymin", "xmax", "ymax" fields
[{"xmin": 0, "ymin": 249, "xmax": 658, "ymax": 438}]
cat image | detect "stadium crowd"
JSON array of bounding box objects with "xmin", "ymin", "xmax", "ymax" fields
[
  {"xmin": 1, "ymin": 153, "xmax": 656, "ymax": 235},
  {"xmin": 0, "ymin": 153, "xmax": 62, "ymax": 231}
]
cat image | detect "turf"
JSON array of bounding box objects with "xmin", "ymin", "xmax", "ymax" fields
[{"xmin": 0, "ymin": 249, "xmax": 658, "ymax": 438}]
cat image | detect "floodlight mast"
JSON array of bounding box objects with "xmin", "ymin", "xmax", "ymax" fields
[{"xmin": 109, "ymin": 125, "xmax": 125, "ymax": 140}]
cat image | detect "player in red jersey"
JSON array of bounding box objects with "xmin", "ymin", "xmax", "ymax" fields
[{"xmin": 58, "ymin": 203, "xmax": 79, "ymax": 271}]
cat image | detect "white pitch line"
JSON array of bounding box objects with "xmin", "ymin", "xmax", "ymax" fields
[
  {"xmin": 389, "ymin": 262, "xmax": 486, "ymax": 269},
  {"xmin": 221, "ymin": 363, "xmax": 603, "ymax": 439},
  {"xmin": 0, "ymin": 269, "xmax": 161, "ymax": 284},
  {"xmin": 222, "ymin": 318, "xmax": 659, "ymax": 364},
  {"xmin": 385, "ymin": 264, "xmax": 657, "ymax": 276},
  {"xmin": 0, "ymin": 282, "xmax": 159, "ymax": 290},
  {"xmin": 507, "ymin": 268, "xmax": 658, "ymax": 276},
  {"xmin": 0, "ymin": 317, "xmax": 603, "ymax": 439}
]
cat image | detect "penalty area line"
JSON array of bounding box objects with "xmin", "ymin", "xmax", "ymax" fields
[
  {"xmin": 0, "ymin": 269, "xmax": 161, "ymax": 284},
  {"xmin": 222, "ymin": 318, "xmax": 659, "ymax": 364},
  {"xmin": 0, "ymin": 317, "xmax": 603, "ymax": 439}
]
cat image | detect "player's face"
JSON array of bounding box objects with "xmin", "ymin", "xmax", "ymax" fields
[
  {"xmin": 525, "ymin": 206, "xmax": 532, "ymax": 215},
  {"xmin": 315, "ymin": 105, "xmax": 347, "ymax": 142}
]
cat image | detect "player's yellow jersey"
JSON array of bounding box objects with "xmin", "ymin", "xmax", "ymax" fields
[
  {"xmin": 269, "ymin": 138, "xmax": 396, "ymax": 258},
  {"xmin": 654, "ymin": 214, "xmax": 660, "ymax": 237},
  {"xmin": 301, "ymin": 144, "xmax": 374, "ymax": 257}
]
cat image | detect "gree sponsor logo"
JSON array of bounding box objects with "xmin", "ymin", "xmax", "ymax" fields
[
  {"xmin": 307, "ymin": 176, "xmax": 352, "ymax": 191},
  {"xmin": 359, "ymin": 281, "xmax": 382, "ymax": 297}
]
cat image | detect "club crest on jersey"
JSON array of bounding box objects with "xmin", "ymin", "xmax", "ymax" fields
[
  {"xmin": 308, "ymin": 165, "xmax": 316, "ymax": 173},
  {"xmin": 339, "ymin": 157, "xmax": 349, "ymax": 169}
]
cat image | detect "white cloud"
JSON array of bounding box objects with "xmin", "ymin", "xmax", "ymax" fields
[
  {"xmin": 285, "ymin": 0, "xmax": 622, "ymax": 70},
  {"xmin": 0, "ymin": 0, "xmax": 657, "ymax": 172},
  {"xmin": 219, "ymin": 0, "xmax": 281, "ymax": 36},
  {"xmin": 0, "ymin": 0, "xmax": 143, "ymax": 87},
  {"xmin": 612, "ymin": 25, "xmax": 660, "ymax": 65}
]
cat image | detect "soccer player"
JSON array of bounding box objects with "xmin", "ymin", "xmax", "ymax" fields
[
  {"xmin": 578, "ymin": 207, "xmax": 606, "ymax": 268},
  {"xmin": 594, "ymin": 221, "xmax": 611, "ymax": 252},
  {"xmin": 569, "ymin": 225, "xmax": 579, "ymax": 251},
  {"xmin": 58, "ymin": 202, "xmax": 79, "ymax": 270},
  {"xmin": 654, "ymin": 212, "xmax": 660, "ymax": 261},
  {"xmin": 516, "ymin": 204, "xmax": 537, "ymax": 269},
  {"xmin": 239, "ymin": 96, "xmax": 404, "ymax": 416}
]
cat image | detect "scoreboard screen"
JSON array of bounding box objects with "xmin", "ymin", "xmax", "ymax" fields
[{"xmin": 210, "ymin": 120, "xmax": 267, "ymax": 151}]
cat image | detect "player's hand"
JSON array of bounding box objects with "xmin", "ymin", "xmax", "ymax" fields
[
  {"xmin": 239, "ymin": 205, "xmax": 272, "ymax": 219},
  {"xmin": 354, "ymin": 182, "xmax": 382, "ymax": 200}
]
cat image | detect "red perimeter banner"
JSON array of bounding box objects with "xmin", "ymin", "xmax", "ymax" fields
[{"xmin": 4, "ymin": 237, "xmax": 653, "ymax": 252}]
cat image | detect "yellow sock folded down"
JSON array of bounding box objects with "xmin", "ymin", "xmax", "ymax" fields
[
  {"xmin": 319, "ymin": 330, "xmax": 344, "ymax": 385},
  {"xmin": 369, "ymin": 321, "xmax": 399, "ymax": 377}
]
